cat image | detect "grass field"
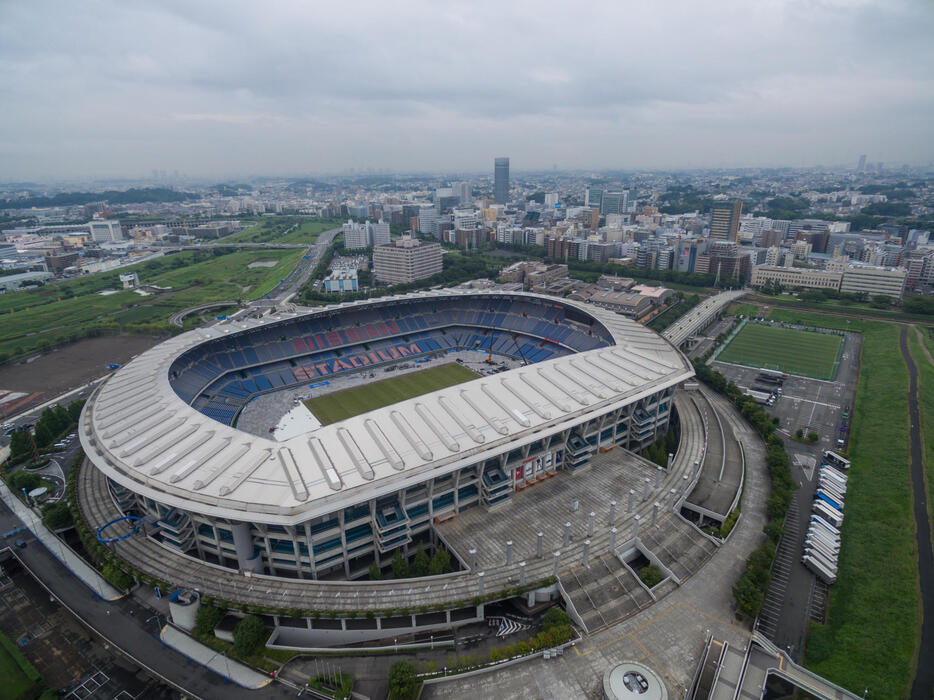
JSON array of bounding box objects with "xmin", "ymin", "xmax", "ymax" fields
[
  {"xmin": 765, "ymin": 309, "xmax": 916, "ymax": 699},
  {"xmin": 0, "ymin": 248, "xmax": 303, "ymax": 358},
  {"xmin": 223, "ymin": 217, "xmax": 339, "ymax": 244},
  {"xmin": 0, "ymin": 631, "xmax": 43, "ymax": 699},
  {"xmin": 716, "ymin": 321, "xmax": 843, "ymax": 380},
  {"xmin": 304, "ymin": 363, "xmax": 479, "ymax": 426},
  {"xmin": 725, "ymin": 302, "xmax": 763, "ymax": 318}
]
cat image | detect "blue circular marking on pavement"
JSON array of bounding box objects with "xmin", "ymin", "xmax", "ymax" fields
[{"xmin": 96, "ymin": 515, "xmax": 141, "ymax": 543}]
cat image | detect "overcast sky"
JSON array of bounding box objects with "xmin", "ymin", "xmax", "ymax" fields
[{"xmin": 1, "ymin": 0, "xmax": 933, "ymax": 181}]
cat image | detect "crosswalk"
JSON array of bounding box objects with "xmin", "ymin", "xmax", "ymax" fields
[{"xmin": 487, "ymin": 615, "xmax": 532, "ymax": 638}]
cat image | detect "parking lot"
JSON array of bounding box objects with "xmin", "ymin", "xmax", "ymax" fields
[{"xmin": 711, "ymin": 330, "xmax": 861, "ymax": 659}]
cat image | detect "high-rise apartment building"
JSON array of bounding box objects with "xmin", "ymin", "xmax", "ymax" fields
[
  {"xmin": 494, "ymin": 157, "xmax": 510, "ymax": 204},
  {"xmin": 857, "ymin": 154, "xmax": 867, "ymax": 171},
  {"xmin": 373, "ymin": 236, "xmax": 443, "ymax": 284},
  {"xmin": 453, "ymin": 182, "xmax": 472, "ymax": 205},
  {"xmin": 342, "ymin": 219, "xmax": 390, "ymax": 249},
  {"xmin": 709, "ymin": 201, "xmax": 743, "ymax": 241}
]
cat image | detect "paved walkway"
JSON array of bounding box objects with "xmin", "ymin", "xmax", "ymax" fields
[
  {"xmin": 0, "ymin": 478, "xmax": 122, "ymax": 600},
  {"xmin": 663, "ymin": 290, "xmax": 747, "ymax": 346},
  {"xmin": 160, "ymin": 624, "xmax": 273, "ymax": 689},
  {"xmin": 423, "ymin": 390, "xmax": 770, "ymax": 698}
]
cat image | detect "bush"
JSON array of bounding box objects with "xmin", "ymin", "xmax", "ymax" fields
[
  {"xmin": 388, "ymin": 661, "xmax": 419, "ymax": 700},
  {"xmin": 718, "ymin": 509, "xmax": 740, "ymax": 539},
  {"xmin": 638, "ymin": 565, "xmax": 664, "ymax": 588},
  {"xmin": 102, "ymin": 563, "xmax": 134, "ymax": 591},
  {"xmin": 232, "ymin": 614, "xmax": 267, "ymax": 658},
  {"xmin": 541, "ymin": 605, "xmax": 572, "ymax": 632},
  {"xmin": 308, "ymin": 672, "xmax": 352, "ymax": 700},
  {"xmin": 194, "ymin": 605, "xmax": 225, "ymax": 637}
]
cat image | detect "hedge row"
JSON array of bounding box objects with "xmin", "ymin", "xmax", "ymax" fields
[{"xmin": 692, "ymin": 357, "xmax": 796, "ymax": 617}]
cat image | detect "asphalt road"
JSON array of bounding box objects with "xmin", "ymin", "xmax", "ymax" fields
[
  {"xmin": 0, "ymin": 499, "xmax": 295, "ymax": 700},
  {"xmin": 901, "ymin": 325, "xmax": 934, "ymax": 700}
]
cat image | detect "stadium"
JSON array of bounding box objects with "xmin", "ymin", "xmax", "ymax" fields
[{"xmin": 77, "ymin": 289, "xmax": 728, "ymax": 645}]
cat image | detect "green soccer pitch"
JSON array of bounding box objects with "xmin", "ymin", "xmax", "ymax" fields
[
  {"xmin": 715, "ymin": 322, "xmax": 844, "ymax": 380},
  {"xmin": 304, "ymin": 362, "xmax": 480, "ymax": 426}
]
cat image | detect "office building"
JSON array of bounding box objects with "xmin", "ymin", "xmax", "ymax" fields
[
  {"xmin": 750, "ymin": 265, "xmax": 843, "ymax": 291},
  {"xmin": 709, "ymin": 201, "xmax": 743, "ymax": 241},
  {"xmin": 840, "ymin": 265, "xmax": 907, "ymax": 300},
  {"xmin": 494, "ymin": 157, "xmax": 510, "ymax": 204},
  {"xmin": 373, "ymin": 235, "xmax": 443, "ymax": 284}
]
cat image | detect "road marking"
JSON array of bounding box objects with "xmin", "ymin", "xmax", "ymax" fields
[{"xmin": 780, "ymin": 395, "xmax": 840, "ymax": 410}]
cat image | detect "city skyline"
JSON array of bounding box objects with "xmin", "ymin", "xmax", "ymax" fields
[{"xmin": 1, "ymin": 1, "xmax": 933, "ymax": 180}]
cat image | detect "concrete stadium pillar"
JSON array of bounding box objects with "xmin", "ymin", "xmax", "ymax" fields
[
  {"xmin": 536, "ymin": 532, "xmax": 544, "ymax": 559},
  {"xmin": 553, "ymin": 551, "xmax": 561, "ymax": 577},
  {"xmin": 582, "ymin": 540, "xmax": 590, "ymax": 567},
  {"xmin": 506, "ymin": 540, "xmax": 514, "ymax": 566},
  {"xmin": 694, "ymin": 460, "xmax": 701, "ymax": 476},
  {"xmin": 469, "ymin": 548, "xmax": 477, "ymax": 570},
  {"xmin": 655, "ymin": 466, "xmax": 663, "ymax": 489},
  {"xmin": 610, "ymin": 527, "xmax": 618, "ymax": 553},
  {"xmin": 231, "ymin": 522, "xmax": 263, "ymax": 573},
  {"xmin": 683, "ymin": 474, "xmax": 690, "ymax": 493},
  {"xmin": 609, "ymin": 500, "xmax": 617, "ymax": 525},
  {"xmin": 643, "ymin": 477, "xmax": 651, "ymax": 501},
  {"xmin": 667, "ymin": 452, "xmax": 674, "ymax": 469},
  {"xmin": 652, "ymin": 502, "xmax": 660, "ymax": 527},
  {"xmin": 588, "ymin": 511, "xmax": 596, "ymax": 537},
  {"xmin": 563, "ymin": 522, "xmax": 571, "ymax": 548},
  {"xmin": 628, "ymin": 489, "xmax": 635, "ymax": 513},
  {"xmin": 632, "ymin": 515, "xmax": 641, "ymax": 539},
  {"xmin": 477, "ymin": 571, "xmax": 485, "ymax": 595},
  {"xmin": 519, "ymin": 561, "xmax": 527, "ymax": 586}
]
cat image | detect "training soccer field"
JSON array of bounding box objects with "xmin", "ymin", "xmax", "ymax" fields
[
  {"xmin": 716, "ymin": 322, "xmax": 843, "ymax": 380},
  {"xmin": 304, "ymin": 363, "xmax": 480, "ymax": 425}
]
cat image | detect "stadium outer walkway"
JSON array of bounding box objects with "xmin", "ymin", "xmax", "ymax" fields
[
  {"xmin": 421, "ymin": 387, "xmax": 772, "ymax": 698},
  {"xmin": 76, "ymin": 411, "xmax": 710, "ymax": 615},
  {"xmin": 663, "ymin": 289, "xmax": 747, "ymax": 347}
]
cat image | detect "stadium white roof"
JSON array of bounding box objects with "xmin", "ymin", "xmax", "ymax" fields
[{"xmin": 81, "ymin": 289, "xmax": 693, "ymax": 524}]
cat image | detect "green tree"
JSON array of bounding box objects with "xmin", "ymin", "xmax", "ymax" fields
[
  {"xmin": 41, "ymin": 501, "xmax": 73, "ymax": 530},
  {"xmin": 194, "ymin": 604, "xmax": 225, "ymax": 636},
  {"xmin": 428, "ymin": 545, "xmax": 451, "ymax": 575},
  {"xmin": 9, "ymin": 470, "xmax": 42, "ymax": 492},
  {"xmin": 368, "ymin": 562, "xmax": 382, "ymax": 580},
  {"xmin": 8, "ymin": 431, "xmax": 31, "ymax": 460},
  {"xmin": 391, "ymin": 549, "xmax": 409, "ymax": 579},
  {"xmin": 388, "ymin": 661, "xmax": 419, "ymax": 700},
  {"xmin": 232, "ymin": 614, "xmax": 267, "ymax": 657},
  {"xmin": 411, "ymin": 543, "xmax": 430, "ymax": 577}
]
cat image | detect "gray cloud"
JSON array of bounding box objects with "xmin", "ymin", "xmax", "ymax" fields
[{"xmin": 1, "ymin": 0, "xmax": 932, "ymax": 179}]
